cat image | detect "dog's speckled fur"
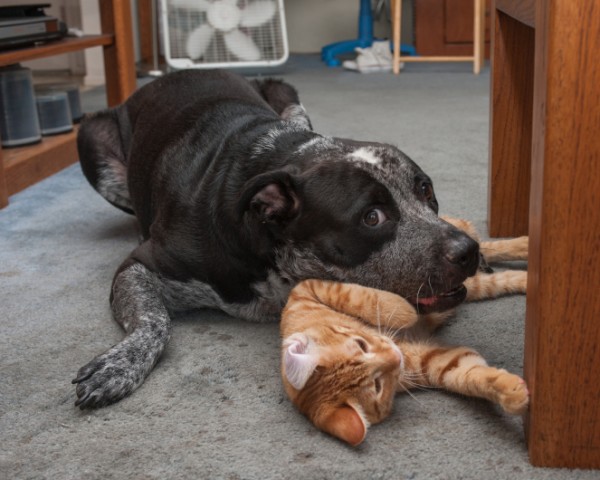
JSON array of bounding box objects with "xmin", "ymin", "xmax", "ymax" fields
[{"xmin": 74, "ymin": 70, "xmax": 479, "ymax": 409}]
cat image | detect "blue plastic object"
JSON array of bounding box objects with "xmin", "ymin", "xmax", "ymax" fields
[{"xmin": 321, "ymin": 0, "xmax": 416, "ymax": 67}]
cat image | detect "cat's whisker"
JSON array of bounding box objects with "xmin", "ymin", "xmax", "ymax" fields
[
  {"xmin": 386, "ymin": 325, "xmax": 404, "ymax": 341},
  {"xmin": 400, "ymin": 379, "xmax": 432, "ymax": 393},
  {"xmin": 397, "ymin": 384, "xmax": 426, "ymax": 406},
  {"xmin": 415, "ymin": 282, "xmax": 425, "ymax": 306}
]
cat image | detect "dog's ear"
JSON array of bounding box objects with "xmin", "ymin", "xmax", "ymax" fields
[{"xmin": 238, "ymin": 171, "xmax": 301, "ymax": 224}]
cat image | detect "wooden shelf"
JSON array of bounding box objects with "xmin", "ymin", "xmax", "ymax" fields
[
  {"xmin": 4, "ymin": 128, "xmax": 79, "ymax": 196},
  {"xmin": 0, "ymin": 35, "xmax": 113, "ymax": 67},
  {"xmin": 0, "ymin": 1, "xmax": 137, "ymax": 209}
]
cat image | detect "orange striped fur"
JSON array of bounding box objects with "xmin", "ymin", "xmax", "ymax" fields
[{"xmin": 280, "ymin": 217, "xmax": 529, "ymax": 445}]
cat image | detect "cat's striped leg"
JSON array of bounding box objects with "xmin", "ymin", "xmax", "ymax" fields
[
  {"xmin": 480, "ymin": 237, "xmax": 528, "ymax": 262},
  {"xmin": 399, "ymin": 342, "xmax": 529, "ymax": 415},
  {"xmin": 463, "ymin": 270, "xmax": 527, "ymax": 301},
  {"xmin": 286, "ymin": 280, "xmax": 418, "ymax": 330}
]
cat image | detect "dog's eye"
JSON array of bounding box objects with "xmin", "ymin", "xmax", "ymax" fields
[
  {"xmin": 420, "ymin": 181, "xmax": 434, "ymax": 201},
  {"xmin": 363, "ymin": 209, "xmax": 386, "ymax": 227}
]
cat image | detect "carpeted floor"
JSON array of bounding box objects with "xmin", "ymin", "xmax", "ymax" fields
[{"xmin": 1, "ymin": 56, "xmax": 595, "ymax": 479}]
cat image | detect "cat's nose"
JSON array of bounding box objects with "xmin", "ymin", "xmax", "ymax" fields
[{"xmin": 392, "ymin": 345, "xmax": 403, "ymax": 369}]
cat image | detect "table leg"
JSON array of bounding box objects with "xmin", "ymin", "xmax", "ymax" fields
[
  {"xmin": 392, "ymin": 0, "xmax": 402, "ymax": 75},
  {"xmin": 487, "ymin": 9, "xmax": 534, "ymax": 238},
  {"xmin": 473, "ymin": 0, "xmax": 486, "ymax": 74},
  {"xmin": 524, "ymin": 0, "xmax": 600, "ymax": 468}
]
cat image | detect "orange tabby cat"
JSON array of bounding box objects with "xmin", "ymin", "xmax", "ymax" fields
[{"xmin": 280, "ymin": 219, "xmax": 528, "ymax": 446}]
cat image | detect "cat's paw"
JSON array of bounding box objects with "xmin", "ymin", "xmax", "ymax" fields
[
  {"xmin": 512, "ymin": 236, "xmax": 529, "ymax": 260},
  {"xmin": 371, "ymin": 290, "xmax": 419, "ymax": 329},
  {"xmin": 495, "ymin": 373, "xmax": 529, "ymax": 415}
]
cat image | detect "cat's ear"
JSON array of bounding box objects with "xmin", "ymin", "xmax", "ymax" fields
[
  {"xmin": 319, "ymin": 404, "xmax": 368, "ymax": 447},
  {"xmin": 283, "ymin": 334, "xmax": 318, "ymax": 390}
]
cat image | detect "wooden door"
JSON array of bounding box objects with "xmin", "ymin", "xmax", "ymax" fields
[{"xmin": 415, "ymin": 0, "xmax": 491, "ymax": 57}]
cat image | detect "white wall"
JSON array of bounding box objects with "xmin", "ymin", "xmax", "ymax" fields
[
  {"xmin": 79, "ymin": 0, "xmax": 141, "ymax": 87},
  {"xmin": 283, "ymin": 0, "xmax": 413, "ymax": 53}
]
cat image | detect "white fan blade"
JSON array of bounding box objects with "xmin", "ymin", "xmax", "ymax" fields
[
  {"xmin": 224, "ymin": 29, "xmax": 261, "ymax": 61},
  {"xmin": 239, "ymin": 0, "xmax": 277, "ymax": 28},
  {"xmin": 186, "ymin": 24, "xmax": 215, "ymax": 60},
  {"xmin": 170, "ymin": 0, "xmax": 211, "ymax": 11}
]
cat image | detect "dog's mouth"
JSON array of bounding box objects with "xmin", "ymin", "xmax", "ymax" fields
[{"xmin": 408, "ymin": 284, "xmax": 467, "ymax": 314}]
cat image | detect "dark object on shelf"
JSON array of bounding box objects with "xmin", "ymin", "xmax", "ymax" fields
[
  {"xmin": 35, "ymin": 91, "xmax": 73, "ymax": 135},
  {"xmin": 35, "ymin": 83, "xmax": 82, "ymax": 122},
  {"xmin": 0, "ymin": 4, "xmax": 67, "ymax": 50},
  {"xmin": 0, "ymin": 64, "xmax": 41, "ymax": 147}
]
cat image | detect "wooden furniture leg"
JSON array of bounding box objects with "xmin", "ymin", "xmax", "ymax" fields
[
  {"xmin": 392, "ymin": 0, "xmax": 486, "ymax": 75},
  {"xmin": 524, "ymin": 0, "xmax": 600, "ymax": 468},
  {"xmin": 473, "ymin": 0, "xmax": 486, "ymax": 73},
  {"xmin": 99, "ymin": 0, "xmax": 137, "ymax": 107},
  {"xmin": 487, "ymin": 8, "xmax": 534, "ymax": 237},
  {"xmin": 392, "ymin": 0, "xmax": 402, "ymax": 74}
]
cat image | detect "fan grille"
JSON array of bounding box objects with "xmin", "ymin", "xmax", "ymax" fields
[{"xmin": 163, "ymin": 0, "xmax": 288, "ymax": 67}]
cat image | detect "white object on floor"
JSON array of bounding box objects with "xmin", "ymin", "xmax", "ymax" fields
[{"xmin": 342, "ymin": 40, "xmax": 403, "ymax": 73}]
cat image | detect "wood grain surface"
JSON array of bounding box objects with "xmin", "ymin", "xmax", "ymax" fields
[
  {"xmin": 0, "ymin": 35, "xmax": 113, "ymax": 67},
  {"xmin": 489, "ymin": 0, "xmax": 600, "ymax": 468},
  {"xmin": 524, "ymin": 0, "xmax": 600, "ymax": 468},
  {"xmin": 4, "ymin": 130, "xmax": 78, "ymax": 196},
  {"xmin": 488, "ymin": 8, "xmax": 535, "ymax": 237},
  {"xmin": 99, "ymin": 0, "xmax": 137, "ymax": 107}
]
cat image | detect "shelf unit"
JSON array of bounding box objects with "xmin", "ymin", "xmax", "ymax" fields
[{"xmin": 0, "ymin": 1, "xmax": 137, "ymax": 209}]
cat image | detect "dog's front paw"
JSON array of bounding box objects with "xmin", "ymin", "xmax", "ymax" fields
[
  {"xmin": 495, "ymin": 373, "xmax": 529, "ymax": 415},
  {"xmin": 72, "ymin": 345, "xmax": 143, "ymax": 409}
]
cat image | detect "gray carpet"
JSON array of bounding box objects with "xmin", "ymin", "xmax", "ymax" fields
[{"xmin": 1, "ymin": 56, "xmax": 596, "ymax": 480}]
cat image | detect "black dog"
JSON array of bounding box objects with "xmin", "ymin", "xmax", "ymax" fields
[{"xmin": 74, "ymin": 69, "xmax": 479, "ymax": 408}]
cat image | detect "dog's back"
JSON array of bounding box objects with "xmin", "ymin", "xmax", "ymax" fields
[{"xmin": 78, "ymin": 70, "xmax": 290, "ymax": 229}]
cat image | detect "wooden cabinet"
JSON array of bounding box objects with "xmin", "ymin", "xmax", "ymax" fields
[
  {"xmin": 0, "ymin": 0, "xmax": 136, "ymax": 209},
  {"xmin": 415, "ymin": 0, "xmax": 491, "ymax": 58}
]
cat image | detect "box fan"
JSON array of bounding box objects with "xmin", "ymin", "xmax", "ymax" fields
[{"xmin": 159, "ymin": 0, "xmax": 289, "ymax": 69}]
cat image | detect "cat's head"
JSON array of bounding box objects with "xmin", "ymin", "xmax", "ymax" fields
[{"xmin": 281, "ymin": 324, "xmax": 402, "ymax": 446}]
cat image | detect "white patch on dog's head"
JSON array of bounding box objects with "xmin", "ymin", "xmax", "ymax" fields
[
  {"xmin": 347, "ymin": 147, "xmax": 382, "ymax": 166},
  {"xmin": 295, "ymin": 136, "xmax": 336, "ymax": 155},
  {"xmin": 252, "ymin": 125, "xmax": 306, "ymax": 157}
]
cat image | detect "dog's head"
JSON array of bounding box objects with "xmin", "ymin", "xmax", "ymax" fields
[{"xmin": 239, "ymin": 137, "xmax": 479, "ymax": 313}]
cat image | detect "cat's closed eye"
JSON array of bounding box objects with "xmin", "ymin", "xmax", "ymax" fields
[
  {"xmin": 374, "ymin": 376, "xmax": 383, "ymax": 395},
  {"xmin": 354, "ymin": 337, "xmax": 369, "ymax": 353}
]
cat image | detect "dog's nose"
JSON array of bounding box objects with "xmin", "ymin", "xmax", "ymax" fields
[{"xmin": 444, "ymin": 232, "xmax": 479, "ymax": 275}]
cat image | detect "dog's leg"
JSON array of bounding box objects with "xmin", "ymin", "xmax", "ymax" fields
[{"xmin": 72, "ymin": 259, "xmax": 171, "ymax": 408}]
